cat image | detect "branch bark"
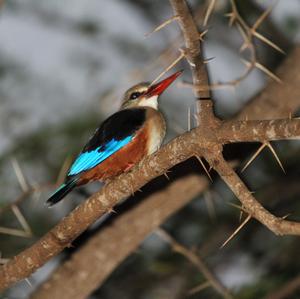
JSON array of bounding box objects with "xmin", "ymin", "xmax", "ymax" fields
[
  {"xmin": 31, "ymin": 175, "xmax": 207, "ymax": 299},
  {"xmin": 219, "ymin": 119, "xmax": 300, "ymax": 143},
  {"xmin": 170, "ymin": 0, "xmax": 211, "ymax": 99},
  {"xmin": 205, "ymin": 153, "xmax": 300, "ymax": 235}
]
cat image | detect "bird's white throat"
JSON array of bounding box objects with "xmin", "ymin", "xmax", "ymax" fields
[{"xmin": 138, "ymin": 95, "xmax": 158, "ymax": 110}]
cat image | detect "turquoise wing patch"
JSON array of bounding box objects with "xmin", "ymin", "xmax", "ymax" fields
[{"xmin": 68, "ymin": 136, "xmax": 133, "ymax": 176}]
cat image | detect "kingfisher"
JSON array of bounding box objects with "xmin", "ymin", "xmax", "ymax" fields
[{"xmin": 46, "ymin": 70, "xmax": 182, "ymax": 206}]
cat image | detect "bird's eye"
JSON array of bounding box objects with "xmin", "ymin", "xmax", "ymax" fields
[{"xmin": 130, "ymin": 92, "xmax": 141, "ymax": 100}]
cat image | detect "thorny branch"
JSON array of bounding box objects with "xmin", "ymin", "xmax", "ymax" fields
[
  {"xmin": 31, "ymin": 46, "xmax": 300, "ymax": 298},
  {"xmin": 31, "ymin": 175, "xmax": 208, "ymax": 299},
  {"xmin": 169, "ymin": 0, "xmax": 300, "ymax": 236},
  {"xmin": 0, "ymin": 0, "xmax": 300, "ymax": 293}
]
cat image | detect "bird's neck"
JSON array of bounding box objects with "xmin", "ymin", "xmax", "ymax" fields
[{"xmin": 137, "ymin": 95, "xmax": 158, "ymax": 110}]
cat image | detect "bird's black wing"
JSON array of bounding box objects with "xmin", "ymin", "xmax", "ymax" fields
[{"xmin": 67, "ymin": 108, "xmax": 146, "ymax": 176}]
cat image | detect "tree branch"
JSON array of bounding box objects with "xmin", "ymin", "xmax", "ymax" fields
[
  {"xmin": 0, "ymin": 128, "xmax": 207, "ymax": 291},
  {"xmin": 31, "ymin": 175, "xmax": 207, "ymax": 299},
  {"xmin": 169, "ymin": 0, "xmax": 211, "ymax": 99},
  {"xmin": 219, "ymin": 118, "xmax": 300, "ymax": 143},
  {"xmin": 205, "ymin": 152, "xmax": 300, "ymax": 236}
]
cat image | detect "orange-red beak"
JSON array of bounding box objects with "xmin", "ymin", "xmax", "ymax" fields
[{"xmin": 145, "ymin": 70, "xmax": 183, "ymax": 98}]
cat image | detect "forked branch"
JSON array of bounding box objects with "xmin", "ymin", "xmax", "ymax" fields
[{"xmin": 0, "ymin": 0, "xmax": 300, "ymax": 293}]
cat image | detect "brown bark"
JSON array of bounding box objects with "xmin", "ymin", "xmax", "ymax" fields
[
  {"xmin": 170, "ymin": 0, "xmax": 211, "ymax": 99},
  {"xmin": 219, "ymin": 119, "xmax": 300, "ymax": 143},
  {"xmin": 31, "ymin": 175, "xmax": 207, "ymax": 299}
]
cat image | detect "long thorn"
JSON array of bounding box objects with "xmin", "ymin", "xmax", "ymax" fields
[
  {"xmin": 221, "ymin": 214, "xmax": 251, "ymax": 248},
  {"xmin": 253, "ymin": 31, "xmax": 284, "ymax": 54},
  {"xmin": 266, "ymin": 142, "xmax": 286, "ymax": 173},
  {"xmin": 11, "ymin": 205, "xmax": 33, "ymax": 236},
  {"xmin": 25, "ymin": 278, "xmax": 33, "ymax": 288},
  {"xmin": 188, "ymin": 281, "xmax": 211, "ymax": 296},
  {"xmin": 145, "ymin": 15, "xmax": 178, "ymax": 37},
  {"xmin": 0, "ymin": 226, "xmax": 31, "ymax": 238},
  {"xmin": 195, "ymin": 156, "xmax": 213, "ymax": 182},
  {"xmin": 163, "ymin": 172, "xmax": 170, "ymax": 180},
  {"xmin": 199, "ymin": 29, "xmax": 209, "ymax": 41},
  {"xmin": 241, "ymin": 143, "xmax": 266, "ymax": 172},
  {"xmin": 254, "ymin": 61, "xmax": 282, "ymax": 83},
  {"xmin": 11, "ymin": 157, "xmax": 29, "ymax": 192},
  {"xmin": 203, "ymin": 0, "xmax": 216, "ymax": 26},
  {"xmin": 56, "ymin": 155, "xmax": 73, "ymax": 185},
  {"xmin": 227, "ymin": 202, "xmax": 246, "ymax": 212},
  {"xmin": 252, "ymin": 2, "xmax": 276, "ymax": 31},
  {"xmin": 149, "ymin": 51, "xmax": 184, "ymax": 86},
  {"xmin": 204, "ymin": 192, "xmax": 216, "ymax": 221}
]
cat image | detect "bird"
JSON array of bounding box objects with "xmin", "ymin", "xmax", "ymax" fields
[{"xmin": 46, "ymin": 70, "xmax": 182, "ymax": 206}]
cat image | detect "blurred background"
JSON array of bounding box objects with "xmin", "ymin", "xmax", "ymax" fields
[{"xmin": 0, "ymin": 0, "xmax": 300, "ymax": 298}]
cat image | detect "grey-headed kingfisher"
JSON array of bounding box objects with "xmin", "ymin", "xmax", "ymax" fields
[{"xmin": 46, "ymin": 70, "xmax": 182, "ymax": 206}]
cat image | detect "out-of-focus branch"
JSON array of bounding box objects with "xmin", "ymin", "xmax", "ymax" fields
[
  {"xmin": 156, "ymin": 229, "xmax": 233, "ymax": 299},
  {"xmin": 31, "ymin": 175, "xmax": 207, "ymax": 299},
  {"xmin": 264, "ymin": 275, "xmax": 300, "ymax": 299}
]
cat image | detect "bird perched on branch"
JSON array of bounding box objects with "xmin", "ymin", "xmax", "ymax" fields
[{"xmin": 46, "ymin": 70, "xmax": 182, "ymax": 206}]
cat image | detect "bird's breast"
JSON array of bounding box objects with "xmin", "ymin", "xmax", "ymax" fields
[{"xmin": 144, "ymin": 109, "xmax": 166, "ymax": 155}]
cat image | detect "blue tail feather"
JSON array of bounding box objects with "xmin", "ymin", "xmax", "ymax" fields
[{"xmin": 46, "ymin": 178, "xmax": 78, "ymax": 207}]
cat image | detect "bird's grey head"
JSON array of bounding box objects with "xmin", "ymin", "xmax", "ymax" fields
[
  {"xmin": 121, "ymin": 82, "xmax": 155, "ymax": 109},
  {"xmin": 121, "ymin": 70, "xmax": 183, "ymax": 110}
]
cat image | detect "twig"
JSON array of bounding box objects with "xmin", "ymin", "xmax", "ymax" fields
[{"xmin": 156, "ymin": 229, "xmax": 233, "ymax": 299}]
